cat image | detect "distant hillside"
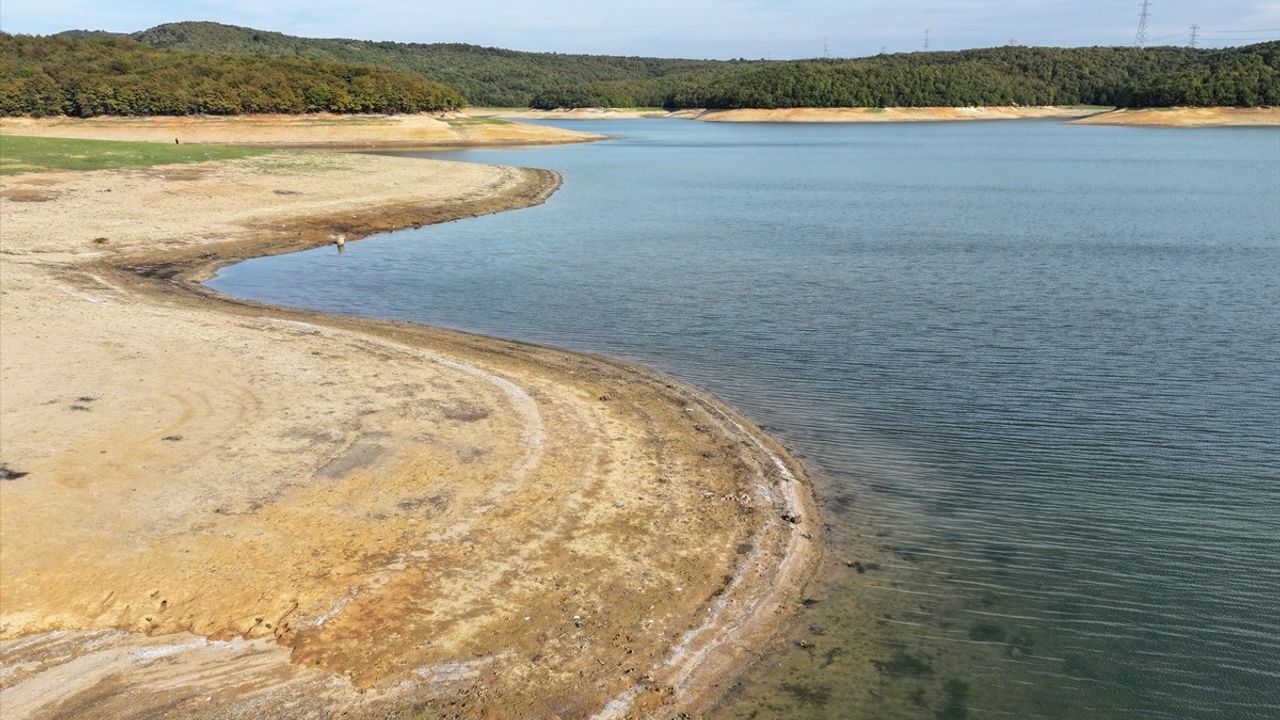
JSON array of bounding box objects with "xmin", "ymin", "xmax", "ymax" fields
[
  {"xmin": 107, "ymin": 21, "xmax": 734, "ymax": 107},
  {"xmin": 0, "ymin": 34, "xmax": 466, "ymax": 116},
  {"xmin": 44, "ymin": 22, "xmax": 1280, "ymax": 110},
  {"xmin": 533, "ymin": 43, "xmax": 1280, "ymax": 109}
]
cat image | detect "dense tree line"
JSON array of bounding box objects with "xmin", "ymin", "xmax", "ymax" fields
[
  {"xmin": 0, "ymin": 34, "xmax": 466, "ymax": 116},
  {"xmin": 531, "ymin": 43, "xmax": 1280, "ymax": 109}
]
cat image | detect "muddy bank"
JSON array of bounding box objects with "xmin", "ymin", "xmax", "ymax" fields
[{"xmin": 0, "ymin": 151, "xmax": 820, "ymax": 718}]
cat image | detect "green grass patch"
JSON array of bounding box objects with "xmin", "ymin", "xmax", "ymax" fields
[{"xmin": 0, "ymin": 135, "xmax": 266, "ymax": 175}]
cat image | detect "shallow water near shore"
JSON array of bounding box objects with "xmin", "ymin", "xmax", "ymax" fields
[{"xmin": 211, "ymin": 119, "xmax": 1280, "ymax": 719}]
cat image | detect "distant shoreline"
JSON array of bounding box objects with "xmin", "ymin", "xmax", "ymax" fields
[
  {"xmin": 471, "ymin": 105, "xmax": 1279, "ymax": 127},
  {"xmin": 4, "ymin": 109, "xmax": 1273, "ymax": 148},
  {"xmin": 676, "ymin": 106, "xmax": 1104, "ymax": 123},
  {"xmin": 1070, "ymin": 107, "xmax": 1280, "ymax": 127}
]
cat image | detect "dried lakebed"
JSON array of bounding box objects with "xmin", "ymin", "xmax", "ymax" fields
[{"xmin": 0, "ymin": 151, "xmax": 819, "ymax": 719}]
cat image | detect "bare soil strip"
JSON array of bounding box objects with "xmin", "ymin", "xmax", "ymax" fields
[
  {"xmin": 0, "ymin": 150, "xmax": 819, "ymax": 718},
  {"xmin": 678, "ymin": 106, "xmax": 1105, "ymax": 122},
  {"xmin": 467, "ymin": 106, "xmax": 1106, "ymax": 123},
  {"xmin": 1070, "ymin": 107, "xmax": 1280, "ymax": 127}
]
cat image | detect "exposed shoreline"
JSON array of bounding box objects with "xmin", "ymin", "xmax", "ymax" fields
[
  {"xmin": 0, "ymin": 113, "xmax": 606, "ymax": 148},
  {"xmin": 1070, "ymin": 106, "xmax": 1280, "ymax": 127},
  {"xmin": 466, "ymin": 107, "xmax": 674, "ymax": 120},
  {"xmin": 676, "ymin": 106, "xmax": 1106, "ymax": 123},
  {"xmin": 471, "ymin": 105, "xmax": 1280, "ymax": 127},
  {"xmin": 471, "ymin": 105, "xmax": 1107, "ymax": 123},
  {"xmin": 0, "ymin": 150, "xmax": 820, "ymax": 718}
]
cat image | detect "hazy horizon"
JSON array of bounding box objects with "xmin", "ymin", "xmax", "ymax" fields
[{"xmin": 1, "ymin": 1, "xmax": 1278, "ymax": 59}]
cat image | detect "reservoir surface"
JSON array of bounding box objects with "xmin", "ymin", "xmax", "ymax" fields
[{"xmin": 211, "ymin": 119, "xmax": 1280, "ymax": 719}]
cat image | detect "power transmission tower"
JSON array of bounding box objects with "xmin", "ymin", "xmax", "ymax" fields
[
  {"xmin": 1135, "ymin": 0, "xmax": 1152, "ymax": 47},
  {"xmin": 823, "ymin": 36, "xmax": 830, "ymax": 58},
  {"xmin": 1189, "ymin": 24, "xmax": 1200, "ymax": 47},
  {"xmin": 924, "ymin": 28, "xmax": 932, "ymax": 50}
]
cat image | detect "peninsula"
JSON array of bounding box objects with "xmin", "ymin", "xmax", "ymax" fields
[{"xmin": 0, "ymin": 140, "xmax": 817, "ymax": 717}]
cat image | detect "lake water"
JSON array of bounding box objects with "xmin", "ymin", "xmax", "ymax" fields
[{"xmin": 210, "ymin": 119, "xmax": 1280, "ymax": 719}]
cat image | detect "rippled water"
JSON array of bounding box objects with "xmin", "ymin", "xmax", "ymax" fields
[{"xmin": 211, "ymin": 119, "xmax": 1280, "ymax": 719}]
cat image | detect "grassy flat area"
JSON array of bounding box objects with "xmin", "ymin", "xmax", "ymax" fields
[{"xmin": 0, "ymin": 135, "xmax": 265, "ymax": 175}]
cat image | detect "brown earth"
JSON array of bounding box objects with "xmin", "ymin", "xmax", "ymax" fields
[
  {"xmin": 0, "ymin": 113, "xmax": 605, "ymax": 148},
  {"xmin": 0, "ymin": 151, "xmax": 819, "ymax": 718},
  {"xmin": 1071, "ymin": 107, "xmax": 1280, "ymax": 127}
]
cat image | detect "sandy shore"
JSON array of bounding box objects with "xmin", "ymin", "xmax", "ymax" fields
[
  {"xmin": 0, "ymin": 151, "xmax": 819, "ymax": 717},
  {"xmin": 466, "ymin": 107, "xmax": 673, "ymax": 120},
  {"xmin": 675, "ymin": 106, "xmax": 1105, "ymax": 123},
  {"xmin": 1071, "ymin": 107, "xmax": 1280, "ymax": 127},
  {"xmin": 0, "ymin": 113, "xmax": 605, "ymax": 148}
]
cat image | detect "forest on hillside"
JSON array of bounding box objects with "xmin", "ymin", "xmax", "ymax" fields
[
  {"xmin": 530, "ymin": 43, "xmax": 1280, "ymax": 109},
  {"xmin": 74, "ymin": 21, "xmax": 731, "ymax": 108},
  {"xmin": 10, "ymin": 22, "xmax": 1280, "ymax": 115},
  {"xmin": 96, "ymin": 22, "xmax": 1280, "ymax": 110},
  {"xmin": 0, "ymin": 34, "xmax": 465, "ymax": 116}
]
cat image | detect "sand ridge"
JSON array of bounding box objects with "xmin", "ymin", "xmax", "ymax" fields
[{"xmin": 0, "ymin": 149, "xmax": 820, "ymax": 718}]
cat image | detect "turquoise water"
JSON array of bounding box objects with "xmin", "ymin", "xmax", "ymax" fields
[{"xmin": 211, "ymin": 120, "xmax": 1280, "ymax": 719}]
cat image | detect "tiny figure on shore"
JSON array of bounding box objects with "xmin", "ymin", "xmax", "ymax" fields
[
  {"xmin": 334, "ymin": 233, "xmax": 346, "ymax": 255},
  {"xmin": 174, "ymin": 138, "xmax": 179, "ymax": 144}
]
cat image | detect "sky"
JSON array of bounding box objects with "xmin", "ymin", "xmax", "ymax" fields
[{"xmin": 1, "ymin": 0, "xmax": 1277, "ymax": 58}]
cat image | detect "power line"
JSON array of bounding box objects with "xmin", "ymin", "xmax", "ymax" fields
[
  {"xmin": 1134, "ymin": 0, "xmax": 1152, "ymax": 47},
  {"xmin": 1204, "ymin": 27, "xmax": 1280, "ymax": 33}
]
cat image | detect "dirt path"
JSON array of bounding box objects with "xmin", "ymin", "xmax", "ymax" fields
[{"xmin": 0, "ymin": 151, "xmax": 820, "ymax": 718}]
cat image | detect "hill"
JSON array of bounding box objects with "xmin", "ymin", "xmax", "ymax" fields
[
  {"xmin": 532, "ymin": 43, "xmax": 1280, "ymax": 109},
  {"xmin": 0, "ymin": 34, "xmax": 466, "ymax": 116},
  {"xmin": 107, "ymin": 21, "xmax": 733, "ymax": 108},
  {"xmin": 43, "ymin": 22, "xmax": 1280, "ymax": 111}
]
